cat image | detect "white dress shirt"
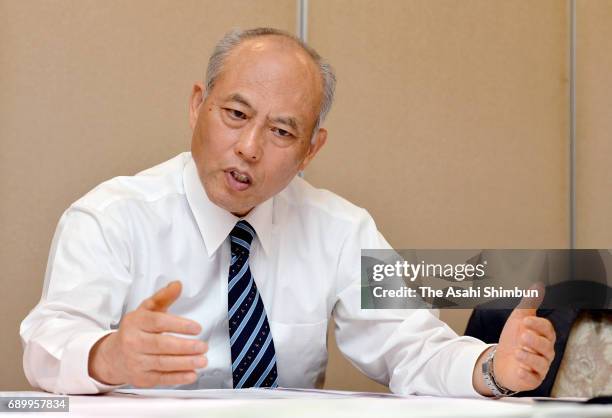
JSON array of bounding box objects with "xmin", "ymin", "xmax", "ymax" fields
[{"xmin": 20, "ymin": 152, "xmax": 487, "ymax": 396}]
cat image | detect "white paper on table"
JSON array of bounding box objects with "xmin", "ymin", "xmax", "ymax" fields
[
  {"xmin": 109, "ymin": 389, "xmax": 538, "ymax": 418},
  {"xmin": 114, "ymin": 387, "xmax": 403, "ymax": 400}
]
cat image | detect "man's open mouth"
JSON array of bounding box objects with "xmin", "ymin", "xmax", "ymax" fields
[{"xmin": 230, "ymin": 170, "xmax": 251, "ymax": 185}]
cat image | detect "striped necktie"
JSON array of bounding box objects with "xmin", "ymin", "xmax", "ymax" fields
[{"xmin": 227, "ymin": 220, "xmax": 278, "ymax": 388}]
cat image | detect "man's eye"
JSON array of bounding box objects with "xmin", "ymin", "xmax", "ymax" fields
[
  {"xmin": 225, "ymin": 108, "xmax": 247, "ymax": 120},
  {"xmin": 272, "ymin": 127, "xmax": 293, "ymax": 138}
]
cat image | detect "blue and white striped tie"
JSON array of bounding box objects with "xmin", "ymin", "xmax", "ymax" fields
[{"xmin": 227, "ymin": 220, "xmax": 278, "ymax": 388}]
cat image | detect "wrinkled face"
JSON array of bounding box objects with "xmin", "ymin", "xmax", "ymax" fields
[{"xmin": 189, "ymin": 36, "xmax": 327, "ymax": 216}]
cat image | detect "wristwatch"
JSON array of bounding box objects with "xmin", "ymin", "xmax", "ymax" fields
[{"xmin": 482, "ymin": 345, "xmax": 518, "ymax": 398}]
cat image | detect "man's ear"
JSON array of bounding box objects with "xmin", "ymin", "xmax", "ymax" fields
[
  {"xmin": 299, "ymin": 128, "xmax": 328, "ymax": 171},
  {"xmin": 189, "ymin": 82, "xmax": 205, "ymax": 131}
]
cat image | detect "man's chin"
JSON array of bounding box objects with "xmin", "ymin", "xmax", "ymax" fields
[
  {"xmin": 225, "ymin": 200, "xmax": 254, "ymax": 217},
  {"xmin": 202, "ymin": 182, "xmax": 251, "ymax": 215},
  {"xmin": 231, "ymin": 209, "xmax": 252, "ymax": 217},
  {"xmin": 213, "ymin": 195, "xmax": 254, "ymax": 217}
]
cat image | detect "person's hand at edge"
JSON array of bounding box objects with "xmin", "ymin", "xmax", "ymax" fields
[{"xmin": 472, "ymin": 283, "xmax": 555, "ymax": 396}]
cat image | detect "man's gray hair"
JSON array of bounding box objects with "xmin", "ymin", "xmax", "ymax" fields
[{"xmin": 204, "ymin": 27, "xmax": 336, "ymax": 142}]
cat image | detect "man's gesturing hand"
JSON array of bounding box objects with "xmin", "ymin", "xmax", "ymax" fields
[
  {"xmin": 88, "ymin": 281, "xmax": 208, "ymax": 387},
  {"xmin": 473, "ymin": 285, "xmax": 556, "ymax": 395}
]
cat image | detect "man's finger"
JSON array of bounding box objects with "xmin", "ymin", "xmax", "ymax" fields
[
  {"xmin": 140, "ymin": 333, "xmax": 208, "ymax": 355},
  {"xmin": 523, "ymin": 317, "xmax": 556, "ymax": 342},
  {"xmin": 517, "ymin": 366, "xmax": 541, "ymax": 389},
  {"xmin": 521, "ymin": 330, "xmax": 555, "ymax": 362},
  {"xmin": 139, "ymin": 311, "xmax": 202, "ymax": 335},
  {"xmin": 515, "ymin": 349, "xmax": 549, "ymax": 378},
  {"xmin": 140, "ymin": 281, "xmax": 183, "ymax": 312},
  {"xmin": 140, "ymin": 354, "xmax": 207, "ymax": 372},
  {"xmin": 156, "ymin": 371, "xmax": 198, "ymax": 386}
]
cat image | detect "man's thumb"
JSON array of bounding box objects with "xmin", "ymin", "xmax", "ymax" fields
[
  {"xmin": 511, "ymin": 282, "xmax": 545, "ymax": 318},
  {"xmin": 141, "ymin": 280, "xmax": 183, "ymax": 312}
]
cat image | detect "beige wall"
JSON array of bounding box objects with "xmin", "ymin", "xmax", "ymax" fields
[
  {"xmin": 308, "ymin": 0, "xmax": 570, "ymax": 392},
  {"xmin": 1, "ymin": 0, "xmax": 607, "ymax": 394},
  {"xmin": 576, "ymin": 0, "xmax": 612, "ymax": 249},
  {"xmin": 0, "ymin": 0, "xmax": 296, "ymax": 391}
]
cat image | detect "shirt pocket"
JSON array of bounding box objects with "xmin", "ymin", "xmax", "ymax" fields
[{"xmin": 269, "ymin": 319, "xmax": 329, "ymax": 388}]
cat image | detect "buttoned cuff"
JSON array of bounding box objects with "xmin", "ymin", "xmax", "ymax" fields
[{"xmin": 57, "ymin": 329, "xmax": 122, "ymax": 394}]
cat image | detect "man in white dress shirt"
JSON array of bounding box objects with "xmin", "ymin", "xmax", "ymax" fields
[{"xmin": 20, "ymin": 28, "xmax": 555, "ymax": 396}]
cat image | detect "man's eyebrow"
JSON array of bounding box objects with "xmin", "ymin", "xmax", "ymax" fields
[
  {"xmin": 269, "ymin": 116, "xmax": 299, "ymax": 132},
  {"xmin": 225, "ymin": 93, "xmax": 253, "ymax": 109}
]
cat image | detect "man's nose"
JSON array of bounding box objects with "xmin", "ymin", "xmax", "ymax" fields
[{"xmin": 234, "ymin": 124, "xmax": 263, "ymax": 162}]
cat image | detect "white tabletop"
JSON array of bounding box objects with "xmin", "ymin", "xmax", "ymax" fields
[{"xmin": 1, "ymin": 390, "xmax": 610, "ymax": 418}]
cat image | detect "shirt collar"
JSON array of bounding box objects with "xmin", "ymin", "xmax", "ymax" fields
[{"xmin": 183, "ymin": 155, "xmax": 274, "ymax": 257}]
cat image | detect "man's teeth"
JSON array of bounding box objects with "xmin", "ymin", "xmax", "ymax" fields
[{"xmin": 231, "ymin": 171, "xmax": 250, "ymax": 184}]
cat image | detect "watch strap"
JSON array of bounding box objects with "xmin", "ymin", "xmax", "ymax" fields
[{"xmin": 482, "ymin": 345, "xmax": 518, "ymax": 397}]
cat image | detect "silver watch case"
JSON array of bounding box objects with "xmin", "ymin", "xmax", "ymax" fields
[{"xmin": 482, "ymin": 346, "xmax": 518, "ymax": 398}]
